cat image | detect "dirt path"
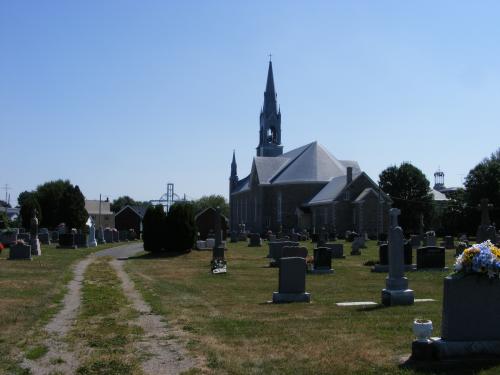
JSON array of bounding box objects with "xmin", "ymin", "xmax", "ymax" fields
[
  {"xmin": 22, "ymin": 256, "xmax": 95, "ymax": 375},
  {"xmin": 110, "ymin": 259, "xmax": 197, "ymax": 374}
]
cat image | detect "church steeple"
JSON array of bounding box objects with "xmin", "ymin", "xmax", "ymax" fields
[
  {"xmin": 229, "ymin": 150, "xmax": 239, "ymax": 192},
  {"xmin": 257, "ymin": 59, "xmax": 283, "ymax": 157}
]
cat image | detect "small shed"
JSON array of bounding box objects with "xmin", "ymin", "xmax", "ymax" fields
[
  {"xmin": 195, "ymin": 207, "xmax": 228, "ymax": 240},
  {"xmin": 115, "ymin": 205, "xmax": 148, "ymax": 238}
]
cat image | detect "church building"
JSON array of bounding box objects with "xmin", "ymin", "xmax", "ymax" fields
[{"xmin": 229, "ymin": 61, "xmax": 392, "ymax": 237}]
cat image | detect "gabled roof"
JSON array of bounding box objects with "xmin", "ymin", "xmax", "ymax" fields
[
  {"xmin": 85, "ymin": 200, "xmax": 112, "ymax": 215},
  {"xmin": 431, "ymin": 189, "xmax": 449, "ymax": 201},
  {"xmin": 194, "ymin": 207, "xmax": 229, "ymax": 222},
  {"xmin": 234, "ymin": 142, "xmax": 361, "ymax": 194},
  {"xmin": 354, "ymin": 188, "xmax": 379, "ymax": 203},
  {"xmin": 115, "ymin": 205, "xmax": 149, "ymax": 218}
]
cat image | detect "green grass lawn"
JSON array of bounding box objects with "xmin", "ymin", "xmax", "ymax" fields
[
  {"xmin": 0, "ymin": 242, "xmax": 123, "ymax": 374},
  {"xmin": 125, "ymin": 240, "xmax": 500, "ymax": 375}
]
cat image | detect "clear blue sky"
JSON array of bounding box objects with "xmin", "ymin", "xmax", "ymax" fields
[{"xmin": 2, "ymin": 1, "xmax": 499, "ymax": 205}]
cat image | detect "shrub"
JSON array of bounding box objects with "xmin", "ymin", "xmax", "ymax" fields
[
  {"xmin": 166, "ymin": 202, "xmax": 196, "ymax": 252},
  {"xmin": 142, "ymin": 205, "xmax": 167, "ymax": 252}
]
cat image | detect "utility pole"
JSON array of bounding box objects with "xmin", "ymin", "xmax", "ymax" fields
[
  {"xmin": 98, "ymin": 193, "xmax": 102, "ymax": 229},
  {"xmin": 1, "ymin": 184, "xmax": 11, "ymax": 204}
]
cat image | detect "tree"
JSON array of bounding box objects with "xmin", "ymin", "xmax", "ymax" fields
[
  {"xmin": 36, "ymin": 179, "xmax": 72, "ymax": 228},
  {"xmin": 111, "ymin": 196, "xmax": 139, "ymax": 213},
  {"xmin": 464, "ymin": 148, "xmax": 500, "ymax": 225},
  {"xmin": 58, "ymin": 185, "xmax": 88, "ymax": 231},
  {"xmin": 142, "ymin": 205, "xmax": 167, "ymax": 252},
  {"xmin": 167, "ymin": 202, "xmax": 196, "ymax": 252},
  {"xmin": 379, "ymin": 162, "xmax": 434, "ymax": 232},
  {"xmin": 192, "ymin": 195, "xmax": 229, "ymax": 218},
  {"xmin": 18, "ymin": 191, "xmax": 41, "ymax": 229}
]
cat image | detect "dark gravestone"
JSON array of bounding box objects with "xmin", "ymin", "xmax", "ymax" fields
[
  {"xmin": 311, "ymin": 247, "xmax": 333, "ymax": 274},
  {"xmin": 51, "ymin": 231, "xmax": 59, "ymax": 242},
  {"xmin": 112, "ymin": 230, "xmax": 119, "ymax": 242},
  {"xmin": 416, "ymin": 246, "xmax": 446, "ymax": 269},
  {"xmin": 373, "ymin": 241, "xmax": 414, "ymax": 272},
  {"xmin": 9, "ymin": 242, "xmax": 32, "ymax": 260},
  {"xmin": 0, "ymin": 231, "xmax": 17, "ymax": 246},
  {"xmin": 127, "ymin": 229, "xmax": 137, "ymax": 241},
  {"xmin": 281, "ymin": 246, "xmax": 308, "ymax": 260},
  {"xmin": 75, "ymin": 233, "xmax": 88, "ymax": 248},
  {"xmin": 18, "ymin": 233, "xmax": 31, "ymax": 242},
  {"xmin": 212, "ymin": 245, "xmax": 225, "ymax": 260},
  {"xmin": 444, "ymin": 236, "xmax": 455, "ymax": 249},
  {"xmin": 119, "ymin": 230, "xmax": 129, "ymax": 241},
  {"xmin": 410, "ymin": 235, "xmax": 421, "ymax": 249},
  {"xmin": 38, "ymin": 233, "xmax": 51, "ymax": 245},
  {"xmin": 104, "ymin": 229, "xmax": 113, "ymax": 243},
  {"xmin": 423, "ymin": 233, "xmax": 437, "ymax": 247},
  {"xmin": 272, "ymin": 257, "xmax": 310, "ymax": 303},
  {"xmin": 58, "ymin": 234, "xmax": 76, "ymax": 249},
  {"xmin": 323, "ymin": 243, "xmax": 345, "ymax": 258},
  {"xmin": 267, "ymin": 241, "xmax": 299, "ymax": 264},
  {"xmin": 248, "ymin": 233, "xmax": 262, "ymax": 247}
]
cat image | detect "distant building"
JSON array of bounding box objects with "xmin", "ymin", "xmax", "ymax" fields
[
  {"xmin": 195, "ymin": 207, "xmax": 228, "ymax": 240},
  {"xmin": 115, "ymin": 205, "xmax": 147, "ymax": 237},
  {"xmin": 433, "ymin": 169, "xmax": 459, "ymax": 196},
  {"xmin": 229, "ymin": 60, "xmax": 392, "ymax": 236},
  {"xmin": 85, "ymin": 199, "xmax": 114, "ymax": 228}
]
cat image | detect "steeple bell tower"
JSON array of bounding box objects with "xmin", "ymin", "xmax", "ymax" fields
[{"xmin": 257, "ymin": 59, "xmax": 283, "ymax": 157}]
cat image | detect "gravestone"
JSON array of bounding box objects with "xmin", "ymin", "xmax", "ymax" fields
[
  {"xmin": 268, "ymin": 234, "xmax": 277, "ymax": 242},
  {"xmin": 351, "ymin": 236, "xmax": 364, "ymax": 255},
  {"xmin": 58, "ymin": 234, "xmax": 76, "ymax": 249},
  {"xmin": 51, "ymin": 231, "xmax": 59, "ymax": 242},
  {"xmin": 381, "ymin": 208, "xmax": 414, "ymax": 306},
  {"xmin": 290, "ymin": 232, "xmax": 299, "ymax": 242},
  {"xmin": 372, "ymin": 241, "xmax": 415, "ymax": 272},
  {"xmin": 444, "ymin": 236, "xmax": 454, "ymax": 249},
  {"xmin": 75, "ymin": 233, "xmax": 88, "ymax": 248},
  {"xmin": 128, "ymin": 229, "xmax": 137, "ymax": 241},
  {"xmin": 476, "ymin": 198, "xmax": 497, "ymax": 244},
  {"xmin": 423, "ymin": 232, "xmax": 436, "ymax": 247},
  {"xmin": 39, "ymin": 227, "xmax": 49, "ymax": 235},
  {"xmin": 416, "ymin": 246, "xmax": 446, "ymax": 269},
  {"xmin": 30, "ymin": 210, "xmax": 41, "ymax": 256},
  {"xmin": 104, "ymin": 228, "xmax": 113, "ymax": 243},
  {"xmin": 248, "ymin": 233, "xmax": 262, "ymax": 247},
  {"xmin": 323, "ymin": 243, "xmax": 345, "ymax": 258},
  {"xmin": 87, "ymin": 218, "xmax": 97, "ymax": 248},
  {"xmin": 230, "ymin": 231, "xmax": 238, "ymax": 243},
  {"xmin": 0, "ymin": 231, "xmax": 18, "ymax": 246},
  {"xmin": 119, "ymin": 230, "xmax": 129, "ymax": 241},
  {"xmin": 97, "ymin": 227, "xmax": 105, "ymax": 244},
  {"xmin": 196, "ymin": 240, "xmax": 207, "ymax": 250},
  {"xmin": 206, "ymin": 238, "xmax": 215, "ymax": 248},
  {"xmin": 318, "ymin": 227, "xmax": 329, "ymax": 246},
  {"xmin": 268, "ymin": 241, "xmax": 300, "ymax": 266},
  {"xmin": 311, "ymin": 247, "xmax": 333, "ymax": 274},
  {"xmin": 281, "ymin": 246, "xmax": 308, "ymax": 259},
  {"xmin": 455, "ymin": 241, "xmax": 469, "ymax": 257},
  {"xmin": 9, "ymin": 242, "xmax": 32, "ymax": 260},
  {"xmin": 38, "ymin": 232, "xmax": 51, "ymax": 245},
  {"xmin": 410, "ymin": 235, "xmax": 421, "ymax": 249},
  {"xmin": 112, "ymin": 229, "xmax": 119, "ymax": 242},
  {"xmin": 272, "ymin": 257, "xmax": 311, "ymax": 303}
]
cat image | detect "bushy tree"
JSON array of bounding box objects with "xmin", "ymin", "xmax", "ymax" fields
[
  {"xmin": 18, "ymin": 191, "xmax": 41, "ymax": 229},
  {"xmin": 379, "ymin": 162, "xmax": 433, "ymax": 232},
  {"xmin": 111, "ymin": 196, "xmax": 138, "ymax": 213},
  {"xmin": 464, "ymin": 148, "xmax": 500, "ymax": 224},
  {"xmin": 142, "ymin": 205, "xmax": 167, "ymax": 252},
  {"xmin": 192, "ymin": 195, "xmax": 229, "ymax": 217},
  {"xmin": 36, "ymin": 179, "xmax": 72, "ymax": 228},
  {"xmin": 167, "ymin": 202, "xmax": 196, "ymax": 252},
  {"xmin": 58, "ymin": 185, "xmax": 88, "ymax": 231}
]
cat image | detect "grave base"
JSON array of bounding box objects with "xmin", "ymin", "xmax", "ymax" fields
[
  {"xmin": 272, "ymin": 292, "xmax": 310, "ymax": 303},
  {"xmin": 212, "ymin": 267, "xmax": 227, "ymax": 274},
  {"xmin": 381, "ymin": 288, "xmax": 414, "ymax": 306},
  {"xmin": 410, "ymin": 337, "xmax": 500, "ymax": 361},
  {"xmin": 372, "ymin": 264, "xmax": 417, "ymax": 273},
  {"xmin": 308, "ymin": 268, "xmax": 334, "ymax": 274},
  {"xmin": 89, "ymin": 240, "xmax": 98, "ymax": 248},
  {"xmin": 30, "ymin": 238, "xmax": 41, "ymax": 256}
]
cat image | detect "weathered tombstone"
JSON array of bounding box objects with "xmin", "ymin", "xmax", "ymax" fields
[
  {"xmin": 248, "ymin": 233, "xmax": 262, "ymax": 247},
  {"xmin": 351, "ymin": 236, "xmax": 364, "ymax": 255},
  {"xmin": 318, "ymin": 227, "xmax": 329, "ymax": 246},
  {"xmin": 87, "ymin": 218, "xmax": 97, "ymax": 248},
  {"xmin": 410, "ymin": 234, "xmax": 421, "ymax": 249},
  {"xmin": 104, "ymin": 228, "xmax": 113, "ymax": 243},
  {"xmin": 9, "ymin": 242, "xmax": 32, "ymax": 260},
  {"xmin": 206, "ymin": 238, "xmax": 215, "ymax": 248},
  {"xmin": 381, "ymin": 208, "xmax": 414, "ymax": 306},
  {"xmin": 112, "ymin": 229, "xmax": 119, "ymax": 242},
  {"xmin": 75, "ymin": 233, "xmax": 88, "ymax": 248},
  {"xmin": 423, "ymin": 231, "xmax": 437, "ymax": 247},
  {"xmin": 372, "ymin": 241, "xmax": 415, "ymax": 272},
  {"xmin": 38, "ymin": 232, "xmax": 51, "ymax": 245},
  {"xmin": 416, "ymin": 246, "xmax": 446, "ymax": 269},
  {"xmin": 196, "ymin": 240, "xmax": 207, "ymax": 250},
  {"xmin": 58, "ymin": 233, "xmax": 77, "ymax": 249},
  {"xmin": 268, "ymin": 241, "xmax": 300, "ymax": 266},
  {"xmin": 272, "ymin": 257, "xmax": 311, "ymax": 303},
  {"xmin": 476, "ymin": 199, "xmax": 497, "ymax": 244},
  {"xmin": 281, "ymin": 246, "xmax": 308, "ymax": 259},
  {"xmin": 323, "ymin": 243, "xmax": 345, "ymax": 259},
  {"xmin": 311, "ymin": 247, "xmax": 333, "ymax": 274},
  {"xmin": 30, "ymin": 210, "xmax": 41, "ymax": 256}
]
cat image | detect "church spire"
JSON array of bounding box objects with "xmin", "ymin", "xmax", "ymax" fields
[
  {"xmin": 229, "ymin": 150, "xmax": 238, "ymax": 192},
  {"xmin": 257, "ymin": 59, "xmax": 283, "ymax": 157}
]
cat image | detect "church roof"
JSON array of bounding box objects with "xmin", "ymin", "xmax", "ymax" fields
[
  {"xmin": 248, "ymin": 141, "xmax": 360, "ymax": 188},
  {"xmin": 354, "ymin": 187, "xmax": 379, "ymax": 203},
  {"xmin": 431, "ymin": 188, "xmax": 449, "ymax": 201}
]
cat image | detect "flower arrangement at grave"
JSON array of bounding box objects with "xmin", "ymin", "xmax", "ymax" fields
[
  {"xmin": 305, "ymin": 256, "xmax": 314, "ymax": 271},
  {"xmin": 454, "ymin": 240, "xmax": 500, "ymax": 278},
  {"xmin": 211, "ymin": 258, "xmax": 227, "ymax": 273}
]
